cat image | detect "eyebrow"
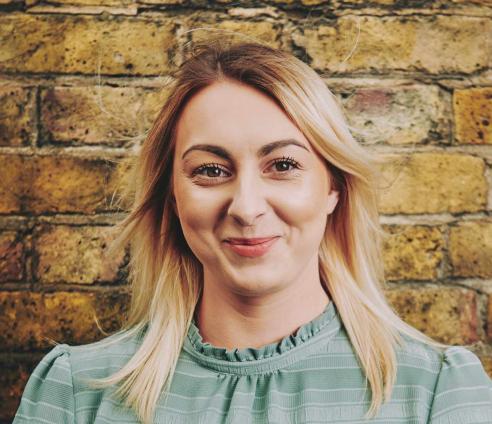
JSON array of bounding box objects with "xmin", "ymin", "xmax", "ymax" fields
[{"xmin": 181, "ymin": 139, "xmax": 310, "ymax": 161}]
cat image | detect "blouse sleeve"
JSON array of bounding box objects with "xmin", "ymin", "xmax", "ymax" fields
[
  {"xmin": 12, "ymin": 344, "xmax": 75, "ymax": 424},
  {"xmin": 428, "ymin": 346, "xmax": 492, "ymax": 424}
]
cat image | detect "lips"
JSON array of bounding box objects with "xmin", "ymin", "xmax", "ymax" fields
[
  {"xmin": 224, "ymin": 237, "xmax": 279, "ymax": 258},
  {"xmin": 226, "ymin": 237, "xmax": 278, "ymax": 245}
]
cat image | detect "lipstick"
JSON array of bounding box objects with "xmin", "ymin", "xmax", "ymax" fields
[{"xmin": 224, "ymin": 237, "xmax": 279, "ymax": 258}]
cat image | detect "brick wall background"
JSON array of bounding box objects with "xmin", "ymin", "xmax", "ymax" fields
[{"xmin": 1, "ymin": 0, "xmax": 491, "ymax": 421}]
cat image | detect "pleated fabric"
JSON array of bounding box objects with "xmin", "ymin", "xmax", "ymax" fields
[{"xmin": 13, "ymin": 301, "xmax": 492, "ymax": 423}]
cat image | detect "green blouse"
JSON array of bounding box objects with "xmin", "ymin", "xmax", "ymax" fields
[{"xmin": 13, "ymin": 301, "xmax": 492, "ymax": 423}]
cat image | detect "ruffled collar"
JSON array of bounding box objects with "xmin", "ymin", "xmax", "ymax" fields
[{"xmin": 182, "ymin": 301, "xmax": 341, "ymax": 375}]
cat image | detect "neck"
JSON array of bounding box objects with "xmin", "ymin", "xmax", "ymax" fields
[{"xmin": 194, "ymin": 261, "xmax": 330, "ymax": 351}]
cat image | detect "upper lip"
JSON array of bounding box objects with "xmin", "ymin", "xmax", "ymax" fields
[{"xmin": 225, "ymin": 236, "xmax": 279, "ymax": 245}]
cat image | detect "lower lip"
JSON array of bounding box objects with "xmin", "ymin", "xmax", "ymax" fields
[{"xmin": 224, "ymin": 237, "xmax": 279, "ymax": 258}]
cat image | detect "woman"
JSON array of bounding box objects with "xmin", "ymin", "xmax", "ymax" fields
[{"xmin": 13, "ymin": 39, "xmax": 492, "ymax": 424}]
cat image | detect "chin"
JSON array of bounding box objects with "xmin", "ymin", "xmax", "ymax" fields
[{"xmin": 228, "ymin": 274, "xmax": 283, "ymax": 296}]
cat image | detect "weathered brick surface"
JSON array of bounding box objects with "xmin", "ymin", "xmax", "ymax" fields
[
  {"xmin": 449, "ymin": 220, "xmax": 492, "ymax": 278},
  {"xmin": 1, "ymin": 3, "xmax": 491, "ymax": 417},
  {"xmin": 480, "ymin": 355, "xmax": 492, "ymax": 379},
  {"xmin": 0, "ymin": 86, "xmax": 36, "ymax": 147},
  {"xmin": 0, "ymin": 14, "xmax": 175, "ymax": 75},
  {"xmin": 0, "ymin": 155, "xmax": 26, "ymax": 214},
  {"xmin": 454, "ymin": 87, "xmax": 492, "ymax": 145},
  {"xmin": 378, "ymin": 153, "xmax": 487, "ymax": 214},
  {"xmin": 43, "ymin": 0, "xmax": 134, "ymax": 5},
  {"xmin": 35, "ymin": 224, "xmax": 126, "ymax": 284},
  {"xmin": 0, "ymin": 290, "xmax": 130, "ymax": 351},
  {"xmin": 488, "ymin": 295, "xmax": 492, "ymax": 341},
  {"xmin": 189, "ymin": 20, "xmax": 281, "ymax": 47},
  {"xmin": 0, "ymin": 231, "xmax": 24, "ymax": 283},
  {"xmin": 291, "ymin": 16, "xmax": 491, "ymax": 74},
  {"xmin": 31, "ymin": 155, "xmax": 126, "ymax": 214},
  {"xmin": 0, "ymin": 154, "xmax": 128, "ymax": 214},
  {"xmin": 382, "ymin": 225, "xmax": 444, "ymax": 281},
  {"xmin": 41, "ymin": 86, "xmax": 170, "ymax": 145},
  {"xmin": 339, "ymin": 84, "xmax": 450, "ymax": 145},
  {"xmin": 386, "ymin": 287, "xmax": 478, "ymax": 345},
  {"xmin": 0, "ymin": 356, "xmax": 41, "ymax": 421}
]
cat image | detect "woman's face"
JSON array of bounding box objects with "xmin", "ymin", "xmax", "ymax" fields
[{"xmin": 172, "ymin": 79, "xmax": 339, "ymax": 297}]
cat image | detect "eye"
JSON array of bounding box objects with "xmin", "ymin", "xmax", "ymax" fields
[
  {"xmin": 191, "ymin": 163, "xmax": 230, "ymax": 179},
  {"xmin": 190, "ymin": 156, "xmax": 302, "ymax": 182},
  {"xmin": 271, "ymin": 156, "xmax": 301, "ymax": 173}
]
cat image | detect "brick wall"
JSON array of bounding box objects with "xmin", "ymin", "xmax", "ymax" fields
[{"xmin": 1, "ymin": 0, "xmax": 491, "ymax": 421}]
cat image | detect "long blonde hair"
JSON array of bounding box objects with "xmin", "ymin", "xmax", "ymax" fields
[{"xmin": 84, "ymin": 38, "xmax": 450, "ymax": 423}]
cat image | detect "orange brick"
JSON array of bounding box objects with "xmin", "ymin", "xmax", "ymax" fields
[
  {"xmin": 292, "ymin": 15, "xmax": 491, "ymax": 74},
  {"xmin": 449, "ymin": 220, "xmax": 492, "ymax": 278},
  {"xmin": 454, "ymin": 88, "xmax": 492, "ymax": 145},
  {"xmin": 0, "ymin": 86, "xmax": 36, "ymax": 147},
  {"xmin": 35, "ymin": 224, "xmax": 126, "ymax": 284},
  {"xmin": 378, "ymin": 153, "xmax": 487, "ymax": 214},
  {"xmin": 382, "ymin": 225, "xmax": 444, "ymax": 281},
  {"xmin": 0, "ymin": 290, "xmax": 129, "ymax": 351},
  {"xmin": 0, "ymin": 14, "xmax": 174, "ymax": 75},
  {"xmin": 386, "ymin": 287, "xmax": 478, "ymax": 345},
  {"xmin": 0, "ymin": 231, "xmax": 24, "ymax": 282},
  {"xmin": 41, "ymin": 86, "xmax": 170, "ymax": 145}
]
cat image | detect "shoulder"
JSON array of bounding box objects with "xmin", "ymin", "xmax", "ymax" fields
[
  {"xmin": 434, "ymin": 345, "xmax": 491, "ymax": 391},
  {"xmin": 394, "ymin": 336, "xmax": 492, "ymax": 422},
  {"xmin": 394, "ymin": 334, "xmax": 444, "ymax": 377},
  {"xmin": 439, "ymin": 344, "xmax": 487, "ymax": 370},
  {"xmin": 404, "ymin": 342, "xmax": 492, "ymax": 424},
  {"xmin": 68, "ymin": 328, "xmax": 143, "ymax": 381},
  {"xmin": 395, "ymin": 334, "xmax": 488, "ymax": 372},
  {"xmin": 429, "ymin": 345, "xmax": 492, "ymax": 423},
  {"xmin": 13, "ymin": 328, "xmax": 144, "ymax": 424}
]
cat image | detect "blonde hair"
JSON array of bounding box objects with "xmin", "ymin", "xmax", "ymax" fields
[{"xmin": 84, "ymin": 38, "xmax": 450, "ymax": 423}]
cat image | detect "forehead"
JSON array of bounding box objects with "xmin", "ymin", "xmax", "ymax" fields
[{"xmin": 174, "ymin": 80, "xmax": 311, "ymax": 156}]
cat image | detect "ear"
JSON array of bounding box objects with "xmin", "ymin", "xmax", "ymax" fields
[{"xmin": 326, "ymin": 189, "xmax": 339, "ymax": 215}]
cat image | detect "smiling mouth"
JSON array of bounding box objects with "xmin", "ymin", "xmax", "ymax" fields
[
  {"xmin": 225, "ymin": 237, "xmax": 280, "ymax": 245},
  {"xmin": 223, "ymin": 237, "xmax": 279, "ymax": 258}
]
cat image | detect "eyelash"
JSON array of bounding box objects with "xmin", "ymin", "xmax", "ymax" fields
[{"xmin": 191, "ymin": 156, "xmax": 302, "ymax": 180}]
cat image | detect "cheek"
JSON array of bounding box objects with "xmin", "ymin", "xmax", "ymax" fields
[
  {"xmin": 174, "ymin": 181, "xmax": 220, "ymax": 241},
  {"xmin": 277, "ymin": 176, "xmax": 329, "ymax": 224}
]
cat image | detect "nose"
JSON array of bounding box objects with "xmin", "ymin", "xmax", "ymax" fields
[{"xmin": 226, "ymin": 170, "xmax": 267, "ymax": 226}]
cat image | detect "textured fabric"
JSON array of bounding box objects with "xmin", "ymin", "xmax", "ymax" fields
[{"xmin": 13, "ymin": 300, "xmax": 492, "ymax": 423}]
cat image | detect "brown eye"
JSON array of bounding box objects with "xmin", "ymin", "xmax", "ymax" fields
[
  {"xmin": 271, "ymin": 156, "xmax": 301, "ymax": 173},
  {"xmin": 192, "ymin": 164, "xmax": 229, "ymax": 179}
]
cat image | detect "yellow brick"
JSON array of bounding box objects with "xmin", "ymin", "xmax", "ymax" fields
[
  {"xmin": 0, "ymin": 155, "xmax": 27, "ymax": 213},
  {"xmin": 488, "ymin": 295, "xmax": 492, "ymax": 340},
  {"xmin": 0, "ymin": 14, "xmax": 174, "ymax": 75},
  {"xmin": 454, "ymin": 87, "xmax": 492, "ymax": 144},
  {"xmin": 0, "ymin": 154, "xmax": 128, "ymax": 214},
  {"xmin": 0, "ymin": 86, "xmax": 36, "ymax": 147},
  {"xmin": 378, "ymin": 153, "xmax": 487, "ymax": 214},
  {"xmin": 386, "ymin": 287, "xmax": 478, "ymax": 345},
  {"xmin": 35, "ymin": 224, "xmax": 126, "ymax": 284},
  {"xmin": 449, "ymin": 220, "xmax": 492, "ymax": 278},
  {"xmin": 41, "ymin": 86, "xmax": 170, "ymax": 145},
  {"xmin": 340, "ymin": 85, "xmax": 449, "ymax": 145},
  {"xmin": 190, "ymin": 20, "xmax": 281, "ymax": 47},
  {"xmin": 46, "ymin": 0, "xmax": 133, "ymax": 5},
  {"xmin": 0, "ymin": 291, "xmax": 129, "ymax": 350},
  {"xmin": 291, "ymin": 15, "xmax": 491, "ymax": 74},
  {"xmin": 479, "ymin": 355, "xmax": 492, "ymax": 379},
  {"xmin": 30, "ymin": 155, "xmax": 119, "ymax": 214},
  {"xmin": 382, "ymin": 225, "xmax": 444, "ymax": 281}
]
